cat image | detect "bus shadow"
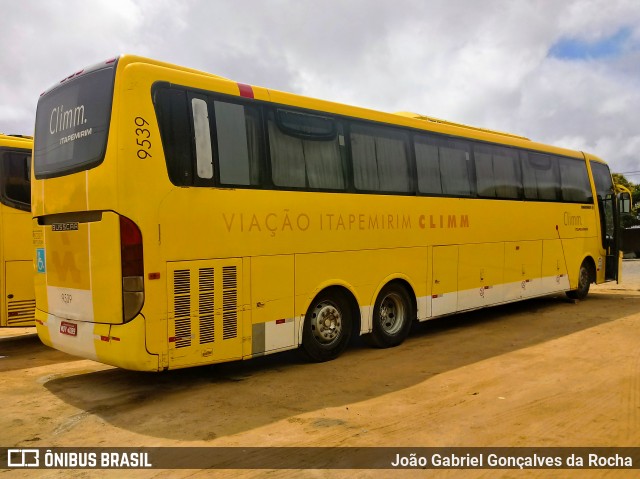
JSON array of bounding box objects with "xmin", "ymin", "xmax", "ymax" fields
[
  {"xmin": 0, "ymin": 333, "xmax": 82, "ymax": 373},
  {"xmin": 42, "ymin": 291, "xmax": 636, "ymax": 441}
]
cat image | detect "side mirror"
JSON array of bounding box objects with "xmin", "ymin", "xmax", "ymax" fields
[{"xmin": 619, "ymin": 192, "xmax": 631, "ymax": 214}]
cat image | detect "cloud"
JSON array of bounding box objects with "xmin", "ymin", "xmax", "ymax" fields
[
  {"xmin": 0, "ymin": 0, "xmax": 146, "ymax": 133},
  {"xmin": 1, "ymin": 0, "xmax": 639, "ymax": 175}
]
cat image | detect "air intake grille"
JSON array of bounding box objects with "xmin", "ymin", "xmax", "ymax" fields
[
  {"xmin": 199, "ymin": 268, "xmax": 215, "ymax": 344},
  {"xmin": 222, "ymin": 266, "xmax": 238, "ymax": 340},
  {"xmin": 169, "ymin": 260, "xmax": 241, "ymax": 355},
  {"xmin": 173, "ymin": 269, "xmax": 191, "ymax": 348},
  {"xmin": 7, "ymin": 299, "xmax": 36, "ymax": 326}
]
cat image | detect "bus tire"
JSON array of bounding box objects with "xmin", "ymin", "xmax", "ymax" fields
[
  {"xmin": 365, "ymin": 283, "xmax": 414, "ymax": 348},
  {"xmin": 301, "ymin": 290, "xmax": 352, "ymax": 362},
  {"xmin": 566, "ymin": 261, "xmax": 592, "ymax": 300}
]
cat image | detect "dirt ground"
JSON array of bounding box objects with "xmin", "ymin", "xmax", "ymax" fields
[{"xmin": 2, "ymin": 262, "xmax": 640, "ymax": 479}]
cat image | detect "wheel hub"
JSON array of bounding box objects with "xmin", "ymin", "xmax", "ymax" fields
[
  {"xmin": 378, "ymin": 293, "xmax": 405, "ymax": 335},
  {"xmin": 311, "ymin": 302, "xmax": 342, "ymax": 344}
]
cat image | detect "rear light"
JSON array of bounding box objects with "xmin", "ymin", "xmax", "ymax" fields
[
  {"xmin": 120, "ymin": 215, "xmax": 144, "ymax": 322},
  {"xmin": 120, "ymin": 215, "xmax": 143, "ymax": 276}
]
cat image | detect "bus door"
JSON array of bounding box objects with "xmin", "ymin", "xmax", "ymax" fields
[
  {"xmin": 590, "ymin": 161, "xmax": 620, "ymax": 282},
  {"xmin": 600, "ymin": 192, "xmax": 619, "ymax": 282}
]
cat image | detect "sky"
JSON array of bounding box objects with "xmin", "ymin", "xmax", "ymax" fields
[{"xmin": 1, "ymin": 0, "xmax": 639, "ymax": 177}]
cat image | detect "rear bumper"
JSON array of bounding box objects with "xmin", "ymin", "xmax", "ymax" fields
[{"xmin": 35, "ymin": 309, "xmax": 160, "ymax": 371}]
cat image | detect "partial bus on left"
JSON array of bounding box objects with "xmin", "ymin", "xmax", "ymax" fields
[{"xmin": 0, "ymin": 134, "xmax": 35, "ymax": 327}]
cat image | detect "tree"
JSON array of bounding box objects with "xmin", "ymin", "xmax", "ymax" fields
[
  {"xmin": 632, "ymin": 183, "xmax": 640, "ymax": 208},
  {"xmin": 612, "ymin": 173, "xmax": 640, "ymax": 228},
  {"xmin": 612, "ymin": 173, "xmax": 633, "ymax": 190}
]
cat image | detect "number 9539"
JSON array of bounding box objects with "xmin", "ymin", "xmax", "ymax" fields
[{"xmin": 134, "ymin": 117, "xmax": 152, "ymax": 159}]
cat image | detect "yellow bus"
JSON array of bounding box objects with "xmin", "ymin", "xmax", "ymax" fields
[
  {"xmin": 32, "ymin": 55, "xmax": 625, "ymax": 371},
  {"xmin": 0, "ymin": 133, "xmax": 35, "ymax": 327}
]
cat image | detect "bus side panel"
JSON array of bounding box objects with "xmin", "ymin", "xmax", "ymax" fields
[
  {"xmin": 541, "ymin": 240, "xmax": 570, "ymax": 292},
  {"xmin": 503, "ymin": 240, "xmax": 543, "ymax": 301},
  {"xmin": 431, "ymin": 245, "xmax": 458, "ymax": 317},
  {"xmin": 3, "ymin": 208, "xmax": 32, "ymax": 261},
  {"xmin": 457, "ymin": 242, "xmax": 505, "ymax": 311},
  {"xmin": 2, "ymin": 207, "xmax": 35, "ymax": 327},
  {"xmin": 4, "ymin": 261, "xmax": 36, "ymax": 326},
  {"xmin": 294, "ymin": 248, "xmax": 427, "ymax": 335},
  {"xmin": 166, "ymin": 258, "xmax": 243, "ymax": 369},
  {"xmin": 95, "ymin": 316, "xmax": 159, "ymax": 371},
  {"xmin": 250, "ymin": 255, "xmax": 295, "ymax": 357}
]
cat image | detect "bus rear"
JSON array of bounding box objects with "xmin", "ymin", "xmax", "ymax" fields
[
  {"xmin": 32, "ymin": 58, "xmax": 154, "ymax": 369},
  {"xmin": 0, "ymin": 134, "xmax": 34, "ymax": 327}
]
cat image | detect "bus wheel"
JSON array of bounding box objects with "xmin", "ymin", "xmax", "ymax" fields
[
  {"xmin": 302, "ymin": 291, "xmax": 352, "ymax": 362},
  {"xmin": 566, "ymin": 261, "xmax": 592, "ymax": 300},
  {"xmin": 366, "ymin": 283, "xmax": 414, "ymax": 348}
]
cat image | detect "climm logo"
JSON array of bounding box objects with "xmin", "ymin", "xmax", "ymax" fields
[
  {"xmin": 564, "ymin": 212, "xmax": 582, "ymax": 226},
  {"xmin": 419, "ymin": 214, "xmax": 470, "ymax": 229},
  {"xmin": 50, "ymin": 105, "xmax": 87, "ymax": 135}
]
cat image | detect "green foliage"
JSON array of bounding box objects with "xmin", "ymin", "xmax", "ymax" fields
[
  {"xmin": 612, "ymin": 173, "xmax": 633, "ymax": 190},
  {"xmin": 621, "ymin": 213, "xmax": 639, "ymax": 228},
  {"xmin": 613, "ymin": 173, "xmax": 640, "ymax": 228},
  {"xmin": 632, "ymin": 183, "xmax": 640, "ymax": 206}
]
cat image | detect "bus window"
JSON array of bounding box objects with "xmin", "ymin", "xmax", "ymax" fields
[
  {"xmin": 351, "ymin": 123, "xmax": 411, "ymax": 193},
  {"xmin": 522, "ymin": 152, "xmax": 560, "ymax": 201},
  {"xmin": 559, "ymin": 157, "xmax": 592, "ymax": 203},
  {"xmin": 154, "ymin": 87, "xmax": 194, "ymax": 186},
  {"xmin": 191, "ymin": 97, "xmax": 213, "ymax": 180},
  {"xmin": 440, "ymin": 140, "xmax": 471, "ymax": 196},
  {"xmin": 414, "ymin": 135, "xmax": 471, "ymax": 197},
  {"xmin": 474, "ymin": 143, "xmax": 521, "ymax": 199},
  {"xmin": 34, "ymin": 65, "xmax": 115, "ymax": 179},
  {"xmin": 215, "ymin": 100, "xmax": 262, "ymax": 186},
  {"xmin": 591, "ymin": 161, "xmax": 615, "ymax": 242},
  {"xmin": 414, "ymin": 135, "xmax": 442, "ymax": 194},
  {"xmin": 1, "ymin": 150, "xmax": 31, "ymax": 210},
  {"xmin": 269, "ymin": 109, "xmax": 344, "ymax": 190}
]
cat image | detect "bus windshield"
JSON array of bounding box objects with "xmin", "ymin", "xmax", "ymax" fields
[{"xmin": 34, "ymin": 63, "xmax": 116, "ymax": 179}]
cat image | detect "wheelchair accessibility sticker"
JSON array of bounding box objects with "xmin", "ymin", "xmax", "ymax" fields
[{"xmin": 36, "ymin": 248, "xmax": 46, "ymax": 273}]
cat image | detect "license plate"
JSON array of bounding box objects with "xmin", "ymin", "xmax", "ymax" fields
[{"xmin": 60, "ymin": 321, "xmax": 77, "ymax": 337}]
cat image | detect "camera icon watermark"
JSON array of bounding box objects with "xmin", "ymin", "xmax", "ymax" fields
[{"xmin": 8, "ymin": 449, "xmax": 39, "ymax": 468}]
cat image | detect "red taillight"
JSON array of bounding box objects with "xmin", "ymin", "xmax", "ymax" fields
[
  {"xmin": 120, "ymin": 215, "xmax": 143, "ymax": 277},
  {"xmin": 120, "ymin": 215, "xmax": 144, "ymax": 322}
]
